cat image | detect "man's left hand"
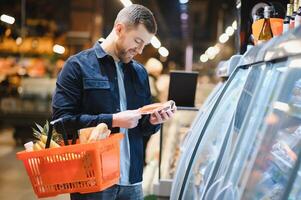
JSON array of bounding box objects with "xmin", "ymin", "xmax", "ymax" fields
[{"xmin": 149, "ymin": 106, "xmax": 177, "ymax": 125}]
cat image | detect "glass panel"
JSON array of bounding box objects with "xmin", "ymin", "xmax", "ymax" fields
[
  {"xmin": 200, "ymin": 64, "xmax": 270, "ymax": 199},
  {"xmin": 287, "ymin": 166, "xmax": 301, "ymax": 199},
  {"xmin": 160, "ymin": 108, "xmax": 198, "ymax": 179},
  {"xmin": 181, "ymin": 82, "xmax": 224, "ymax": 152},
  {"xmin": 241, "ymin": 65, "xmax": 301, "ymax": 200},
  {"xmin": 170, "ymin": 82, "xmax": 223, "ymax": 198},
  {"xmin": 215, "ymin": 63, "xmax": 287, "ymax": 200},
  {"xmin": 180, "ymin": 67, "xmax": 250, "ymax": 200}
]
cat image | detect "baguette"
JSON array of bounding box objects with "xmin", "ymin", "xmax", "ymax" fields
[
  {"xmin": 79, "ymin": 128, "xmax": 92, "ymax": 144},
  {"xmin": 95, "ymin": 123, "xmax": 110, "ymax": 140}
]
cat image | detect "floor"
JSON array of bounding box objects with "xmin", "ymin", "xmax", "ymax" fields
[{"xmin": 0, "ymin": 127, "xmax": 69, "ymax": 200}]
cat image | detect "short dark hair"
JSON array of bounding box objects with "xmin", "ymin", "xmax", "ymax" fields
[{"xmin": 115, "ymin": 4, "xmax": 157, "ymax": 34}]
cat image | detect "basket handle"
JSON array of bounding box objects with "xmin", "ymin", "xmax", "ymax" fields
[{"xmin": 46, "ymin": 118, "xmax": 77, "ymax": 148}]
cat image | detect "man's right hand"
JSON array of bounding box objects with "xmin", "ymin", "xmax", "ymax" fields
[{"xmin": 112, "ymin": 109, "xmax": 142, "ymax": 129}]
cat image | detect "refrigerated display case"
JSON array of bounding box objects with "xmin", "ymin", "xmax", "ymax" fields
[
  {"xmin": 283, "ymin": 140, "xmax": 301, "ymax": 200},
  {"xmin": 171, "ymin": 50, "xmax": 264, "ymax": 199},
  {"xmin": 178, "ymin": 64, "xmax": 269, "ymax": 200},
  {"xmin": 152, "ymin": 108, "xmax": 198, "ymax": 199},
  {"xmin": 202, "ymin": 28, "xmax": 301, "ymax": 200},
  {"xmin": 170, "ymin": 39, "xmax": 270, "ymax": 200},
  {"xmin": 170, "ymin": 66, "xmax": 251, "ymax": 200},
  {"xmin": 204, "ymin": 60, "xmax": 288, "ymax": 200},
  {"xmin": 170, "ymin": 26, "xmax": 301, "ymax": 200},
  {"xmin": 239, "ymin": 59, "xmax": 301, "ymax": 200},
  {"xmin": 151, "ymin": 54, "xmax": 244, "ymax": 199}
]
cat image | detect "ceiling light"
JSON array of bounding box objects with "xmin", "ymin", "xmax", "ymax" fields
[
  {"xmin": 120, "ymin": 0, "xmax": 133, "ymax": 7},
  {"xmin": 225, "ymin": 26, "xmax": 235, "ymax": 36},
  {"xmin": 180, "ymin": 13, "xmax": 189, "ymax": 20},
  {"xmin": 232, "ymin": 20, "xmax": 237, "ymax": 30},
  {"xmin": 159, "ymin": 47, "xmax": 169, "ymax": 57},
  {"xmin": 16, "ymin": 37, "xmax": 22, "ymax": 45},
  {"xmin": 53, "ymin": 44, "xmax": 65, "ymax": 54},
  {"xmin": 200, "ymin": 54, "xmax": 208, "ymax": 63},
  {"xmin": 219, "ymin": 33, "xmax": 229, "ymax": 43},
  {"xmin": 0, "ymin": 14, "xmax": 15, "ymax": 24},
  {"xmin": 179, "ymin": 0, "xmax": 189, "ymax": 4},
  {"xmin": 151, "ymin": 36, "xmax": 161, "ymax": 49},
  {"xmin": 208, "ymin": 53, "xmax": 216, "ymax": 60},
  {"xmin": 206, "ymin": 46, "xmax": 220, "ymax": 57}
]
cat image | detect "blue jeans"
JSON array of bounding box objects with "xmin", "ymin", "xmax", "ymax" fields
[{"xmin": 70, "ymin": 184, "xmax": 143, "ymax": 200}]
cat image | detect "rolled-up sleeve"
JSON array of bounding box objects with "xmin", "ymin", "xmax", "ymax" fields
[{"xmin": 52, "ymin": 58, "xmax": 113, "ymax": 131}]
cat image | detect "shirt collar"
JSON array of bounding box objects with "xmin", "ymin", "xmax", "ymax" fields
[
  {"xmin": 94, "ymin": 41, "xmax": 108, "ymax": 59},
  {"xmin": 94, "ymin": 41, "xmax": 133, "ymax": 64}
]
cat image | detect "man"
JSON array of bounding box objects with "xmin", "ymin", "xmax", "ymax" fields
[{"xmin": 52, "ymin": 4, "xmax": 176, "ymax": 200}]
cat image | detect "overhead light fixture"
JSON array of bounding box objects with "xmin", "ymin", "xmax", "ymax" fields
[
  {"xmin": 200, "ymin": 54, "xmax": 208, "ymax": 63},
  {"xmin": 206, "ymin": 46, "xmax": 220, "ymax": 57},
  {"xmin": 180, "ymin": 13, "xmax": 189, "ymax": 20},
  {"xmin": 219, "ymin": 33, "xmax": 229, "ymax": 44},
  {"xmin": 199, "ymin": 20, "xmax": 237, "ymax": 63},
  {"xmin": 151, "ymin": 36, "xmax": 161, "ymax": 49},
  {"xmin": 179, "ymin": 0, "xmax": 189, "ymax": 4},
  {"xmin": 225, "ymin": 26, "xmax": 235, "ymax": 36},
  {"xmin": 16, "ymin": 37, "xmax": 22, "ymax": 45},
  {"xmin": 159, "ymin": 47, "xmax": 169, "ymax": 57},
  {"xmin": 120, "ymin": 0, "xmax": 133, "ymax": 7},
  {"xmin": 0, "ymin": 14, "xmax": 15, "ymax": 24},
  {"xmin": 208, "ymin": 53, "xmax": 216, "ymax": 60},
  {"xmin": 53, "ymin": 44, "xmax": 65, "ymax": 54},
  {"xmin": 232, "ymin": 20, "xmax": 237, "ymax": 30}
]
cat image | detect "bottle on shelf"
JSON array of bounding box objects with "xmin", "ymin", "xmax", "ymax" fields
[
  {"xmin": 258, "ymin": 6, "xmax": 274, "ymax": 43},
  {"xmin": 295, "ymin": 0, "xmax": 301, "ymax": 27},
  {"xmin": 283, "ymin": 4, "xmax": 293, "ymax": 33},
  {"xmin": 252, "ymin": 7, "xmax": 265, "ymax": 22},
  {"xmin": 290, "ymin": 0, "xmax": 299, "ymax": 29}
]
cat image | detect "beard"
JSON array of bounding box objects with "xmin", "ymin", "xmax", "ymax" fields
[{"xmin": 115, "ymin": 42, "xmax": 135, "ymax": 63}]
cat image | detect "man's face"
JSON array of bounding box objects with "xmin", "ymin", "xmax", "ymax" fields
[{"xmin": 114, "ymin": 23, "xmax": 154, "ymax": 63}]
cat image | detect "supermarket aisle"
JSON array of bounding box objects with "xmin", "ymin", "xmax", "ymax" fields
[{"xmin": 0, "ymin": 128, "xmax": 68, "ymax": 200}]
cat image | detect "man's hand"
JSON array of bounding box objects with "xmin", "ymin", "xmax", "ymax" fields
[
  {"xmin": 112, "ymin": 109, "xmax": 142, "ymax": 129},
  {"xmin": 149, "ymin": 106, "xmax": 177, "ymax": 125}
]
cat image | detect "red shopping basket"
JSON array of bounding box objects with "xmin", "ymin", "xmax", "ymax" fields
[{"xmin": 16, "ymin": 119, "xmax": 123, "ymax": 198}]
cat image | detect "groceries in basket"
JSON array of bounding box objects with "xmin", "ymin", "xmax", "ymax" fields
[
  {"xmin": 79, "ymin": 123, "xmax": 111, "ymax": 144},
  {"xmin": 17, "ymin": 118, "xmax": 123, "ymax": 198},
  {"xmin": 24, "ymin": 121, "xmax": 61, "ymax": 152},
  {"xmin": 24, "ymin": 121, "xmax": 112, "ymax": 151}
]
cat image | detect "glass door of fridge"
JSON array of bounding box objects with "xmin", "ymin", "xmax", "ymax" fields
[
  {"xmin": 238, "ymin": 57, "xmax": 301, "ymax": 200},
  {"xmin": 200, "ymin": 62, "xmax": 271, "ymax": 199},
  {"xmin": 170, "ymin": 66, "xmax": 251, "ymax": 200},
  {"xmin": 172, "ymin": 63, "xmax": 264, "ymax": 200},
  {"xmin": 170, "ymin": 79, "xmax": 224, "ymax": 199},
  {"xmin": 283, "ymin": 148, "xmax": 301, "ymax": 200},
  {"xmin": 205, "ymin": 61, "xmax": 287, "ymax": 200}
]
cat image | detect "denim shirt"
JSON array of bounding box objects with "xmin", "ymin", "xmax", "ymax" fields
[{"xmin": 52, "ymin": 42, "xmax": 161, "ymax": 184}]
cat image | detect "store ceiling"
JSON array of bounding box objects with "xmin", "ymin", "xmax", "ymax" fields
[{"xmin": 0, "ymin": 0, "xmax": 236, "ymax": 69}]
